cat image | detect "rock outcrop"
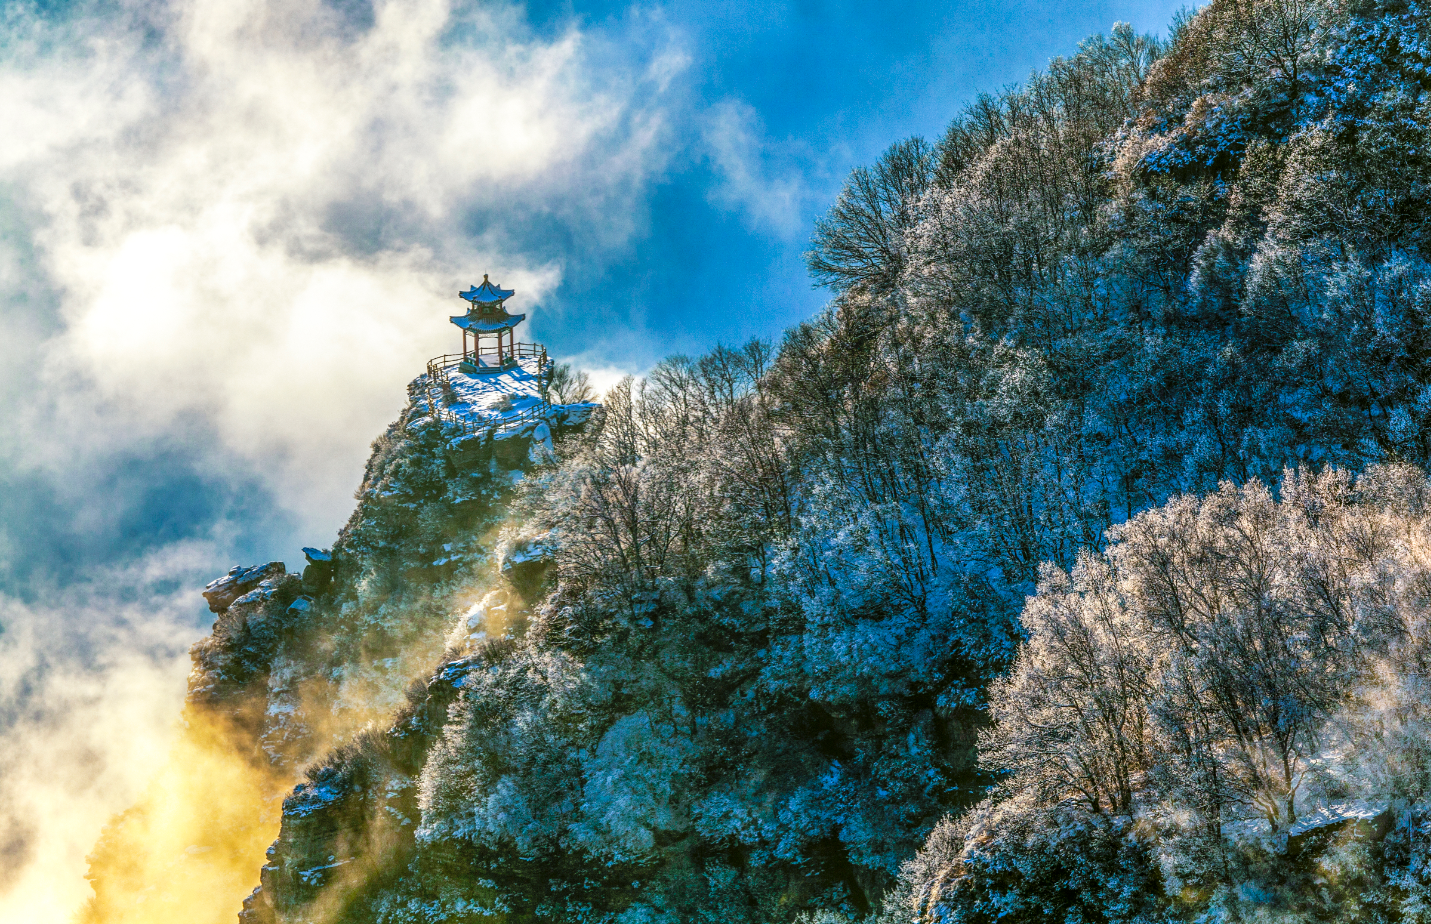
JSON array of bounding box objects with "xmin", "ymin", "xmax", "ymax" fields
[
  {"xmin": 82, "ymin": 365, "xmax": 596, "ymax": 924},
  {"xmin": 202, "ymin": 562, "xmax": 287, "ymax": 613}
]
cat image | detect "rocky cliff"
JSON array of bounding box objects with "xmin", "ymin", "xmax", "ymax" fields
[{"xmin": 80, "ymin": 369, "xmax": 594, "ymax": 924}]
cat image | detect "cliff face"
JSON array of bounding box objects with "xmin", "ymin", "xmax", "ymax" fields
[
  {"xmin": 240, "ymin": 614, "xmax": 515, "ymax": 924},
  {"xmin": 80, "ymin": 373, "xmax": 592, "ymax": 924}
]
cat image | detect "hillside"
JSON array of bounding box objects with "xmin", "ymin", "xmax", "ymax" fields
[{"xmin": 81, "ymin": 0, "xmax": 1431, "ymax": 921}]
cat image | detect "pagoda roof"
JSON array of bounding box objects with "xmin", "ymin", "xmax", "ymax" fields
[
  {"xmin": 451, "ymin": 313, "xmax": 526, "ymax": 333},
  {"xmin": 459, "ymin": 275, "xmax": 515, "ymax": 305}
]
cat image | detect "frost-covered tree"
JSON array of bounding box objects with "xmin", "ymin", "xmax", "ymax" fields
[{"xmin": 910, "ymin": 465, "xmax": 1431, "ymax": 922}]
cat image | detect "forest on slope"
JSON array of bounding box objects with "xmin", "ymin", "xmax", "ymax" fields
[{"xmin": 84, "ymin": 0, "xmax": 1431, "ymax": 921}]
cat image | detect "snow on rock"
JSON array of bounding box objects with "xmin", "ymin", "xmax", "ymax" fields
[
  {"xmin": 445, "ymin": 589, "xmax": 520, "ymax": 654},
  {"xmin": 553, "ymin": 402, "xmax": 598, "ymax": 428},
  {"xmin": 528, "ymin": 421, "xmax": 555, "ymax": 464},
  {"xmin": 500, "ymin": 538, "xmax": 554, "ymax": 599},
  {"xmin": 232, "ymin": 578, "xmax": 289, "ymax": 610},
  {"xmin": 461, "ymin": 591, "xmax": 507, "ymax": 640},
  {"xmin": 436, "ymin": 358, "xmax": 546, "ymax": 431},
  {"xmin": 501, "ymin": 537, "xmax": 552, "ymax": 570},
  {"xmin": 259, "ymin": 653, "xmax": 308, "ymax": 765},
  {"xmin": 300, "ymin": 548, "xmax": 333, "ymax": 594},
  {"xmin": 283, "ymin": 778, "xmax": 347, "ymax": 819},
  {"xmin": 203, "ymin": 562, "xmax": 286, "ymax": 613},
  {"xmin": 423, "ymin": 357, "xmax": 598, "ymax": 441}
]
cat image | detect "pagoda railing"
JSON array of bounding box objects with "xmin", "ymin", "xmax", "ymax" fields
[{"xmin": 419, "ymin": 344, "xmax": 553, "ymax": 438}]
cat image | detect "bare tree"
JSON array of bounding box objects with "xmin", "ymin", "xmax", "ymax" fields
[
  {"xmin": 807, "ymin": 137, "xmax": 936, "ymax": 295},
  {"xmin": 547, "ymin": 361, "xmax": 594, "ymax": 405}
]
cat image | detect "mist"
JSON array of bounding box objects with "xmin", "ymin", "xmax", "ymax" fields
[{"xmin": 0, "ymin": 0, "xmax": 682, "ymax": 914}]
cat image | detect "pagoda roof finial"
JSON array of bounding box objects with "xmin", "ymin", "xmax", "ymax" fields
[
  {"xmin": 453, "ymin": 272, "xmax": 524, "ymax": 333},
  {"xmin": 459, "ymin": 275, "xmax": 515, "ymax": 305}
]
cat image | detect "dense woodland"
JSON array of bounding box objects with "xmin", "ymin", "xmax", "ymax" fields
[
  {"xmin": 441, "ymin": 0, "xmax": 1431, "ymax": 917},
  {"xmin": 85, "ymin": 0, "xmax": 1431, "ymax": 921}
]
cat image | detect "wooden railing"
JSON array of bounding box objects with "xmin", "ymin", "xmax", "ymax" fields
[
  {"xmin": 418, "ymin": 345, "xmax": 553, "ymax": 439},
  {"xmin": 510, "ymin": 342, "xmax": 549, "ymax": 361},
  {"xmin": 425, "ymin": 343, "xmax": 548, "ymax": 380}
]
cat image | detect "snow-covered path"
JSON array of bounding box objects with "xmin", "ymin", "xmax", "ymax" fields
[
  {"xmin": 440, "ymin": 357, "xmax": 548, "ymax": 428},
  {"xmin": 418, "ymin": 356, "xmax": 597, "ymax": 443}
]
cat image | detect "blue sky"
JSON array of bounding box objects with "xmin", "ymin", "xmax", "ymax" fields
[
  {"xmin": 0, "ymin": 0, "xmax": 1189, "ymax": 912},
  {"xmin": 480, "ymin": 0, "xmax": 1192, "ymax": 363}
]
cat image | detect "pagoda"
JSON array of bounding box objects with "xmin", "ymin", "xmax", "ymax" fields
[{"xmin": 452, "ymin": 275, "xmax": 526, "ymax": 374}]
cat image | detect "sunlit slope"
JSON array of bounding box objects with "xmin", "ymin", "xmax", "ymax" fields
[{"xmin": 77, "ymin": 370, "xmax": 577, "ymax": 924}]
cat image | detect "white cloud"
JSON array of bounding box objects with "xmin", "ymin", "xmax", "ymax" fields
[
  {"xmin": 4, "ymin": 0, "xmax": 685, "ymax": 539},
  {"xmin": 0, "ymin": 0, "xmax": 697, "ymax": 916},
  {"xmin": 700, "ymin": 98, "xmax": 808, "ymax": 239},
  {"xmin": 0, "ymin": 539, "xmax": 226, "ymax": 921}
]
